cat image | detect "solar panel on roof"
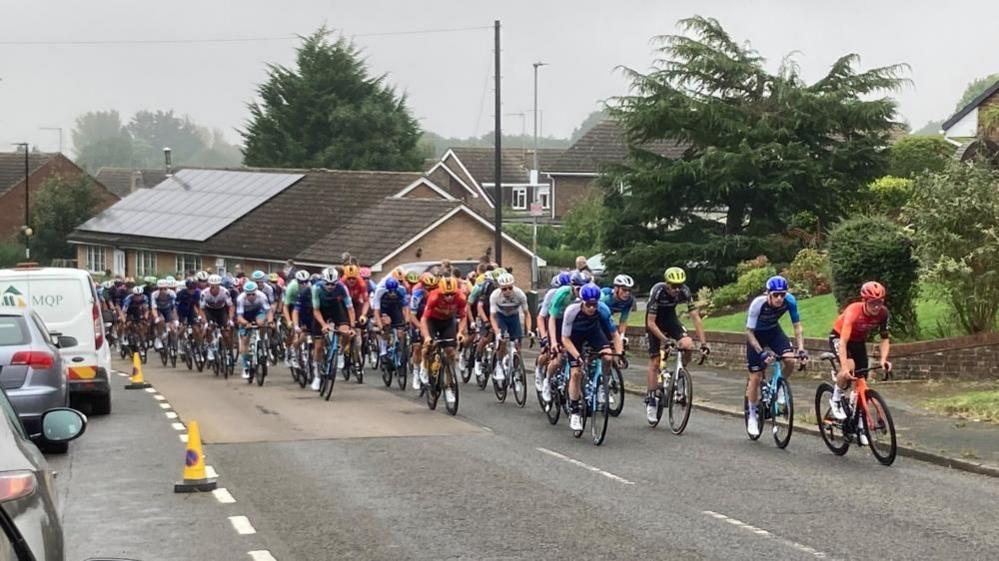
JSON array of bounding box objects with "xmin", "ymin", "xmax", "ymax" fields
[{"xmin": 78, "ymin": 169, "xmax": 303, "ymax": 241}]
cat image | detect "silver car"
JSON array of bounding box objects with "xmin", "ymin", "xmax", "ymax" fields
[{"xmin": 0, "ymin": 307, "xmax": 76, "ymax": 451}]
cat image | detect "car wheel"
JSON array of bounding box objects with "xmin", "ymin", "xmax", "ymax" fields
[{"xmin": 91, "ymin": 392, "xmax": 112, "ymax": 415}]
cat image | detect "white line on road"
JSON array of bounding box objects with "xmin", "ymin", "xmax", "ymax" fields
[
  {"xmin": 179, "ymin": 434, "xmax": 188, "ymax": 443},
  {"xmin": 171, "ymin": 422, "xmax": 186, "ymax": 431},
  {"xmin": 154, "ymin": 394, "xmax": 166, "ymax": 401},
  {"xmin": 703, "ymin": 511, "xmax": 837, "ymax": 559},
  {"xmin": 480, "ymin": 425, "xmax": 493, "ymax": 432},
  {"xmin": 536, "ymin": 447, "xmax": 635, "ymax": 485},
  {"xmin": 116, "ymin": 372, "xmax": 128, "ymax": 377},
  {"xmin": 248, "ymin": 551, "xmax": 277, "ymax": 561},
  {"xmin": 206, "ymin": 465, "xmax": 218, "ymax": 479},
  {"xmin": 228, "ymin": 515, "xmax": 256, "ymax": 535},
  {"xmin": 165, "ymin": 411, "xmax": 178, "ymax": 419},
  {"xmin": 144, "ymin": 387, "xmax": 157, "ymax": 393},
  {"xmin": 159, "ymin": 403, "xmax": 171, "ymax": 409},
  {"xmin": 212, "ymin": 488, "xmax": 235, "ymax": 504}
]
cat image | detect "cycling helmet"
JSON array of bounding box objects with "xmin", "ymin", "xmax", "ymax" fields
[
  {"xmin": 359, "ymin": 267, "xmax": 372, "ymax": 279},
  {"xmin": 664, "ymin": 267, "xmax": 686, "ymax": 285},
  {"xmin": 420, "ymin": 272, "xmax": 437, "ymax": 287},
  {"xmin": 580, "ymin": 283, "xmax": 601, "ymax": 302},
  {"xmin": 860, "ymin": 281, "xmax": 886, "ymax": 301},
  {"xmin": 156, "ymin": 279, "xmax": 168, "ymax": 289},
  {"xmin": 385, "ymin": 277, "xmax": 399, "ymax": 291},
  {"xmin": 570, "ymin": 270, "xmax": 592, "ymax": 286},
  {"xmin": 497, "ymin": 273, "xmax": 515, "ymax": 287},
  {"xmin": 195, "ymin": 270, "xmax": 209, "ymax": 282},
  {"xmin": 405, "ymin": 271, "xmax": 420, "ymax": 284},
  {"xmin": 251, "ymin": 270, "xmax": 265, "ymax": 282},
  {"xmin": 613, "ymin": 274, "xmax": 635, "ymax": 289},
  {"xmin": 491, "ymin": 267, "xmax": 508, "ymax": 280},
  {"xmin": 439, "ymin": 277, "xmax": 459, "ymax": 294},
  {"xmin": 309, "ymin": 273, "xmax": 322, "ymax": 282},
  {"xmin": 132, "ymin": 286, "xmax": 144, "ymax": 295},
  {"xmin": 208, "ymin": 274, "xmax": 222, "ymax": 285},
  {"xmin": 766, "ymin": 275, "xmax": 789, "ymax": 293},
  {"xmin": 185, "ymin": 279, "xmax": 195, "ymax": 289},
  {"xmin": 144, "ymin": 276, "xmax": 156, "ymax": 285},
  {"xmin": 294, "ymin": 269, "xmax": 310, "ymax": 282},
  {"xmin": 268, "ymin": 272, "xmax": 279, "ymax": 282},
  {"xmin": 221, "ymin": 277, "xmax": 234, "ymax": 289},
  {"xmin": 391, "ymin": 267, "xmax": 406, "ymax": 281},
  {"xmin": 321, "ymin": 267, "xmax": 339, "ymax": 283},
  {"xmin": 557, "ymin": 271, "xmax": 572, "ymax": 287},
  {"xmin": 343, "ymin": 265, "xmax": 360, "ymax": 279},
  {"xmin": 243, "ymin": 281, "xmax": 258, "ymax": 293}
]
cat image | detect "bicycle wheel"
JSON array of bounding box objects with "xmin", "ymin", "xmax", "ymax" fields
[
  {"xmin": 864, "ymin": 389, "xmax": 897, "ymax": 466},
  {"xmin": 772, "ymin": 378, "xmax": 793, "ymax": 449},
  {"xmin": 651, "ymin": 375, "xmax": 666, "ymax": 428},
  {"xmin": 512, "ymin": 354, "xmax": 527, "ymax": 407},
  {"xmin": 159, "ymin": 339, "xmax": 168, "ymax": 366},
  {"xmin": 353, "ymin": 342, "xmax": 364, "ymax": 384},
  {"xmin": 183, "ymin": 338, "xmax": 194, "ymax": 370},
  {"xmin": 545, "ymin": 382, "xmax": 561, "ymax": 425},
  {"xmin": 460, "ymin": 343, "xmax": 474, "ymax": 383},
  {"xmin": 574, "ymin": 399, "xmax": 587, "ymax": 439},
  {"xmin": 381, "ymin": 355, "xmax": 393, "ymax": 387},
  {"xmin": 814, "ymin": 383, "xmax": 850, "ymax": 456},
  {"xmin": 668, "ymin": 367, "xmax": 692, "ymax": 435},
  {"xmin": 169, "ymin": 334, "xmax": 178, "ymax": 368},
  {"xmin": 397, "ymin": 353, "xmax": 409, "ymax": 391},
  {"xmin": 744, "ymin": 395, "xmax": 764, "ymax": 441},
  {"xmin": 426, "ymin": 360, "xmax": 441, "ymax": 411},
  {"xmin": 256, "ymin": 344, "xmax": 268, "ymax": 386},
  {"xmin": 322, "ymin": 356, "xmax": 336, "ymax": 401},
  {"xmin": 608, "ymin": 363, "xmax": 625, "ymax": 417},
  {"xmin": 444, "ymin": 356, "xmax": 459, "ymax": 416},
  {"xmin": 492, "ymin": 358, "xmax": 507, "ymax": 403},
  {"xmin": 591, "ymin": 371, "xmax": 610, "ymax": 446},
  {"xmin": 475, "ymin": 351, "xmax": 490, "ymax": 390}
]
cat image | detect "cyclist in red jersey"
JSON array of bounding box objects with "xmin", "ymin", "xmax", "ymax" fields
[
  {"xmin": 420, "ymin": 277, "xmax": 467, "ymax": 405},
  {"xmin": 342, "ymin": 265, "xmax": 370, "ymax": 356},
  {"xmin": 828, "ymin": 281, "xmax": 892, "ymax": 420}
]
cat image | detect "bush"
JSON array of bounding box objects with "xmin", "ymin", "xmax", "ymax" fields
[
  {"xmin": 827, "ymin": 215, "xmax": 919, "ymax": 336},
  {"xmin": 0, "ymin": 242, "xmax": 25, "ymax": 268},
  {"xmin": 784, "ymin": 248, "xmax": 831, "ymax": 298},
  {"xmin": 709, "ymin": 261, "xmax": 777, "ymax": 310},
  {"xmin": 710, "ymin": 282, "xmax": 747, "ymax": 309},
  {"xmin": 865, "ymin": 176, "xmax": 915, "ymax": 220},
  {"xmin": 907, "ymin": 160, "xmax": 999, "ymax": 333},
  {"xmin": 736, "ymin": 255, "xmax": 770, "ymax": 275},
  {"xmin": 887, "ymin": 136, "xmax": 954, "ymax": 178}
]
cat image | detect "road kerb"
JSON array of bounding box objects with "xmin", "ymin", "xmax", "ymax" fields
[{"xmin": 621, "ymin": 383, "xmax": 999, "ymax": 479}]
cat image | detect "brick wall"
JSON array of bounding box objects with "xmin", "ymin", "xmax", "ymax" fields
[
  {"xmin": 623, "ymin": 327, "xmax": 999, "ymax": 379},
  {"xmin": 551, "ymin": 175, "xmax": 597, "ymax": 220}
]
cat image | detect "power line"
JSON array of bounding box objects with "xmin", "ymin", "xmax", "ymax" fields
[{"xmin": 0, "ymin": 25, "xmax": 493, "ymax": 47}]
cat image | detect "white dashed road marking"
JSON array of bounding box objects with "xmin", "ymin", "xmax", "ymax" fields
[
  {"xmin": 212, "ymin": 488, "xmax": 236, "ymax": 504},
  {"xmin": 171, "ymin": 422, "xmax": 186, "ymax": 431},
  {"xmin": 165, "ymin": 411, "xmax": 178, "ymax": 419},
  {"xmin": 154, "ymin": 394, "xmax": 166, "ymax": 401},
  {"xmin": 703, "ymin": 511, "xmax": 838, "ymax": 559},
  {"xmin": 248, "ymin": 551, "xmax": 277, "ymax": 561},
  {"xmin": 206, "ymin": 465, "xmax": 219, "ymax": 478},
  {"xmin": 228, "ymin": 515, "xmax": 256, "ymax": 535},
  {"xmin": 159, "ymin": 403, "xmax": 171, "ymax": 409},
  {"xmin": 144, "ymin": 387, "xmax": 157, "ymax": 393},
  {"xmin": 536, "ymin": 447, "xmax": 635, "ymax": 485},
  {"xmin": 179, "ymin": 434, "xmax": 188, "ymax": 443}
]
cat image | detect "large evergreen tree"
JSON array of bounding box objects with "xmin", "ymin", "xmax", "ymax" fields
[
  {"xmin": 601, "ymin": 16, "xmax": 908, "ymax": 287},
  {"xmin": 241, "ymin": 28, "xmax": 423, "ymax": 171}
]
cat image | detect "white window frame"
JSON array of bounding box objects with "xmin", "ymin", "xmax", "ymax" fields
[
  {"xmin": 618, "ymin": 180, "xmax": 632, "ymax": 197},
  {"xmin": 84, "ymin": 245, "xmax": 106, "ymax": 274},
  {"xmin": 136, "ymin": 250, "xmax": 157, "ymax": 277},
  {"xmin": 175, "ymin": 254, "xmax": 202, "ymax": 276},
  {"xmin": 537, "ymin": 187, "xmax": 551, "ymax": 210},
  {"xmin": 512, "ymin": 187, "xmax": 527, "ymax": 210}
]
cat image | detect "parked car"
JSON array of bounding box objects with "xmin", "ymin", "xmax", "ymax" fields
[
  {"xmin": 0, "ymin": 384, "xmax": 86, "ymax": 561},
  {"xmin": 395, "ymin": 260, "xmax": 482, "ymax": 279},
  {"xmin": 0, "ymin": 307, "xmax": 80, "ymax": 451},
  {"xmin": 0, "ymin": 266, "xmax": 111, "ymax": 416}
]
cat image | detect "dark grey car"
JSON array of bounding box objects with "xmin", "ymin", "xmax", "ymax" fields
[
  {"xmin": 0, "ymin": 385, "xmax": 86, "ymax": 561},
  {"xmin": 0, "ymin": 308, "xmax": 75, "ymax": 448}
]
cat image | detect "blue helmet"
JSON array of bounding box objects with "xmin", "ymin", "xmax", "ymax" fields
[
  {"xmin": 766, "ymin": 275, "xmax": 788, "ymax": 293},
  {"xmin": 385, "ymin": 277, "xmax": 399, "ymax": 291},
  {"xmin": 557, "ymin": 271, "xmax": 572, "ymax": 287},
  {"xmin": 580, "ymin": 283, "xmax": 601, "ymax": 302},
  {"xmin": 243, "ymin": 281, "xmax": 258, "ymax": 293},
  {"xmin": 221, "ymin": 276, "xmax": 234, "ymax": 289},
  {"xmin": 550, "ymin": 274, "xmax": 562, "ymax": 288},
  {"xmin": 251, "ymin": 270, "xmax": 266, "ymax": 281},
  {"xmin": 570, "ymin": 271, "xmax": 592, "ymax": 287}
]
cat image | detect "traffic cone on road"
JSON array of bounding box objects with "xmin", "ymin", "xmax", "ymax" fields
[
  {"xmin": 174, "ymin": 420, "xmax": 217, "ymax": 493},
  {"xmin": 124, "ymin": 352, "xmax": 151, "ymax": 389}
]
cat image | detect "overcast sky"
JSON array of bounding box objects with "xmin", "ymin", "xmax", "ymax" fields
[{"xmin": 1, "ymin": 0, "xmax": 997, "ymax": 154}]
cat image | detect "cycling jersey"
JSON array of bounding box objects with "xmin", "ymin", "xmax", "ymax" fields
[
  {"xmin": 151, "ymin": 289, "xmax": 176, "ymax": 311},
  {"xmin": 345, "ymin": 280, "xmax": 369, "ymax": 313},
  {"xmin": 122, "ymin": 294, "xmax": 147, "ymax": 319},
  {"xmin": 745, "ymin": 293, "xmax": 799, "ymax": 331},
  {"xmin": 646, "ymin": 282, "xmax": 695, "ymax": 318},
  {"xmin": 113, "ymin": 286, "xmax": 130, "ymax": 308},
  {"xmin": 366, "ymin": 279, "xmax": 377, "ymax": 295},
  {"xmin": 600, "ymin": 287, "xmax": 634, "ymax": 324},
  {"xmin": 422, "ymin": 290, "xmax": 467, "ymax": 321},
  {"xmin": 833, "ymin": 302, "xmax": 889, "ymax": 342},
  {"xmin": 200, "ymin": 287, "xmax": 232, "ymax": 310},
  {"xmin": 562, "ymin": 301, "xmax": 616, "ymax": 353},
  {"xmin": 410, "ymin": 285, "xmax": 430, "ymax": 319},
  {"xmin": 490, "ymin": 286, "xmax": 528, "ymax": 317},
  {"xmin": 283, "ymin": 279, "xmax": 301, "ymax": 307},
  {"xmin": 538, "ymin": 288, "xmax": 559, "ymax": 319},
  {"xmin": 547, "ymin": 286, "xmax": 576, "ymax": 319},
  {"xmin": 236, "ymin": 291, "xmax": 270, "ymax": 320},
  {"xmin": 311, "ymin": 281, "xmax": 353, "ymax": 324},
  {"xmin": 175, "ymin": 288, "xmax": 201, "ymax": 322},
  {"xmin": 257, "ymin": 282, "xmax": 276, "ymax": 305},
  {"xmin": 371, "ymin": 284, "xmax": 409, "ymax": 312}
]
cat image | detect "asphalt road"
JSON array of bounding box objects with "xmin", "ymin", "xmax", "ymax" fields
[{"xmin": 100, "ymin": 354, "xmax": 999, "ymax": 561}]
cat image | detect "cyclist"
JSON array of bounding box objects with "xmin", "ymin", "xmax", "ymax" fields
[
  {"xmin": 283, "ymin": 269, "xmax": 311, "ymax": 370},
  {"xmin": 311, "ymin": 267, "xmax": 356, "ymax": 378},
  {"xmin": 119, "ymin": 285, "xmax": 149, "ymax": 348},
  {"xmin": 236, "ymin": 280, "xmax": 272, "ymax": 379},
  {"xmin": 372, "ymin": 276, "xmax": 410, "ymax": 364},
  {"xmin": 342, "ymin": 265, "xmax": 371, "ymax": 367},
  {"xmin": 542, "ymin": 271, "xmax": 591, "ymax": 402},
  {"xmin": 828, "ymin": 281, "xmax": 892, "ymax": 421},
  {"xmin": 469, "ymin": 267, "xmax": 501, "ymax": 380},
  {"xmin": 419, "ymin": 277, "xmax": 468, "ymax": 405},
  {"xmin": 645, "ymin": 267, "xmax": 708, "ymax": 424},
  {"xmin": 744, "ymin": 275, "xmax": 806, "ymax": 437},
  {"xmin": 292, "ymin": 273, "xmax": 323, "ymax": 390},
  {"xmin": 268, "ymin": 272, "xmax": 284, "ymax": 306},
  {"xmin": 404, "ymin": 270, "xmax": 420, "ymax": 294},
  {"xmin": 251, "ymin": 270, "xmax": 275, "ymax": 305},
  {"xmin": 409, "ymin": 272, "xmax": 437, "ymax": 389},
  {"xmin": 534, "ymin": 272, "xmax": 571, "ymax": 392},
  {"xmin": 200, "ymin": 274, "xmax": 234, "ymax": 364},
  {"xmin": 176, "ymin": 279, "xmax": 203, "ymax": 355},
  {"xmin": 561, "ymin": 283, "xmax": 624, "ymax": 432},
  {"xmin": 150, "ymin": 279, "xmax": 178, "ymax": 351},
  {"xmin": 360, "ymin": 267, "xmax": 376, "ymax": 296},
  {"xmin": 601, "ymin": 274, "xmax": 635, "ymax": 340},
  {"xmin": 489, "ymin": 272, "xmax": 531, "ymax": 381}
]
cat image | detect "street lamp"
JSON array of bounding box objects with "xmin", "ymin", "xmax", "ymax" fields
[
  {"xmin": 530, "ymin": 61, "xmax": 548, "ymax": 289},
  {"xmin": 11, "ymin": 143, "xmax": 30, "ymax": 259}
]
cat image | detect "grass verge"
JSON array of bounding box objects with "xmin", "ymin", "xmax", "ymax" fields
[{"xmin": 923, "ymin": 390, "xmax": 999, "ymax": 423}]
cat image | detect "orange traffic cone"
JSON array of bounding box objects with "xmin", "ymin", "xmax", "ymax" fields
[
  {"xmin": 174, "ymin": 421, "xmax": 217, "ymax": 493},
  {"xmin": 124, "ymin": 352, "xmax": 151, "ymax": 389}
]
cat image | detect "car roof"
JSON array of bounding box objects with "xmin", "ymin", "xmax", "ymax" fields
[
  {"xmin": 0, "ymin": 306, "xmax": 31, "ymax": 317},
  {"xmin": 0, "ymin": 266, "xmax": 93, "ymax": 280}
]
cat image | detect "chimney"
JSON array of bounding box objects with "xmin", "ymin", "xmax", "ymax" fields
[
  {"xmin": 130, "ymin": 170, "xmax": 143, "ymax": 193},
  {"xmin": 164, "ymin": 147, "xmax": 173, "ymax": 176}
]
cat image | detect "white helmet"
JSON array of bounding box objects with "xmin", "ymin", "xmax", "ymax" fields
[
  {"xmin": 208, "ymin": 274, "xmax": 222, "ymax": 285},
  {"xmin": 497, "ymin": 273, "xmax": 515, "ymax": 287},
  {"xmin": 165, "ymin": 275, "xmax": 177, "ymax": 288},
  {"xmin": 321, "ymin": 267, "xmax": 339, "ymax": 283},
  {"xmin": 295, "ymin": 269, "xmax": 310, "ymax": 282},
  {"xmin": 613, "ymin": 274, "xmax": 635, "ymax": 289},
  {"xmin": 196, "ymin": 270, "xmax": 209, "ymax": 281},
  {"xmin": 156, "ymin": 279, "xmax": 168, "ymax": 289},
  {"xmin": 132, "ymin": 286, "xmax": 144, "ymax": 295}
]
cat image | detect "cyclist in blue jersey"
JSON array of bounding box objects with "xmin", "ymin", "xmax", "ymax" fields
[
  {"xmin": 601, "ymin": 274, "xmax": 635, "ymax": 340},
  {"xmin": 236, "ymin": 281, "xmax": 273, "ymax": 379},
  {"xmin": 372, "ymin": 276, "xmax": 410, "ymax": 366},
  {"xmin": 151, "ymin": 279, "xmax": 177, "ymax": 351},
  {"xmin": 312, "ymin": 267, "xmax": 356, "ymax": 382},
  {"xmin": 176, "ymin": 279, "xmax": 203, "ymax": 355},
  {"xmin": 744, "ymin": 275, "xmax": 807, "ymax": 437}
]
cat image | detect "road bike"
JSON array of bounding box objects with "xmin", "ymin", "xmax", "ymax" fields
[
  {"xmin": 491, "ymin": 334, "xmax": 528, "ymax": 407},
  {"xmin": 458, "ymin": 324, "xmax": 478, "ymax": 384},
  {"xmin": 242, "ymin": 325, "xmax": 268, "ymax": 386},
  {"xmin": 815, "ymin": 352, "xmax": 897, "ymax": 466},
  {"xmin": 543, "ymin": 347, "xmax": 615, "ymax": 445},
  {"xmin": 745, "ymin": 353, "xmax": 804, "ymax": 449},
  {"xmin": 474, "ymin": 325, "xmax": 496, "ymax": 391},
  {"xmin": 424, "ymin": 338, "xmax": 459, "ymax": 416},
  {"xmin": 649, "ymin": 341, "xmax": 705, "ymax": 435},
  {"xmin": 318, "ymin": 329, "xmax": 347, "ymax": 401},
  {"xmin": 379, "ymin": 327, "xmax": 408, "ymax": 390},
  {"xmin": 179, "ymin": 322, "xmax": 207, "ymax": 373},
  {"xmin": 362, "ymin": 324, "xmax": 381, "ymax": 372}
]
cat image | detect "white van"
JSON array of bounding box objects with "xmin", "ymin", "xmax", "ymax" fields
[{"xmin": 0, "ymin": 265, "xmax": 112, "ymax": 414}]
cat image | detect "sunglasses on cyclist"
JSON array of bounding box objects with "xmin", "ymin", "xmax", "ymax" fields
[
  {"xmin": 501, "ymin": 286, "xmax": 513, "ymax": 292},
  {"xmin": 770, "ymin": 292, "xmax": 787, "ymax": 298},
  {"xmin": 867, "ymin": 298, "xmax": 885, "ymax": 306},
  {"xmin": 582, "ymin": 300, "xmax": 598, "ymax": 308},
  {"xmin": 667, "ymin": 284, "xmax": 682, "ymax": 291}
]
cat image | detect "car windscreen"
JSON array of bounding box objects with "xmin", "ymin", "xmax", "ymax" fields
[{"xmin": 0, "ymin": 317, "xmax": 28, "ymax": 347}]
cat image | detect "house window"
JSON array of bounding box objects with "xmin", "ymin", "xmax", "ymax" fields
[
  {"xmin": 512, "ymin": 187, "xmax": 527, "ymax": 210},
  {"xmin": 618, "ymin": 181, "xmax": 632, "ymax": 197},
  {"xmin": 537, "ymin": 188, "xmax": 551, "ymax": 210},
  {"xmin": 136, "ymin": 250, "xmax": 157, "ymax": 277},
  {"xmin": 175, "ymin": 254, "xmax": 202, "ymax": 276},
  {"xmin": 84, "ymin": 245, "xmax": 106, "ymax": 274}
]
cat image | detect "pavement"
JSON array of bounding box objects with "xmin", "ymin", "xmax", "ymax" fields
[{"xmin": 42, "ymin": 352, "xmax": 999, "ymax": 561}]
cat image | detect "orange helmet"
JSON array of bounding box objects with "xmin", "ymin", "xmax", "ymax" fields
[
  {"xmin": 391, "ymin": 267, "xmax": 406, "ymax": 281},
  {"xmin": 420, "ymin": 272, "xmax": 438, "ymax": 287},
  {"xmin": 438, "ymin": 277, "xmax": 459, "ymax": 294},
  {"xmin": 343, "ymin": 264, "xmax": 360, "ymax": 279},
  {"xmin": 860, "ymin": 281, "xmax": 886, "ymax": 301}
]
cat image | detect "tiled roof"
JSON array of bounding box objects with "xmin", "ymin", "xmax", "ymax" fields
[
  {"xmin": 943, "ymin": 78, "xmax": 999, "ymax": 132},
  {"xmin": 94, "ymin": 167, "xmax": 170, "ymax": 198},
  {"xmin": 448, "ymin": 147, "xmax": 563, "ymax": 185},
  {"xmin": 0, "ymin": 152, "xmax": 53, "ymax": 195},
  {"xmin": 548, "ymin": 120, "xmax": 687, "ymax": 173},
  {"xmin": 296, "ymin": 198, "xmax": 460, "ymax": 264}
]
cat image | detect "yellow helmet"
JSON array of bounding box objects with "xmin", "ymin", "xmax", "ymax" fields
[
  {"xmin": 405, "ymin": 270, "xmax": 420, "ymax": 284},
  {"xmin": 343, "ymin": 264, "xmax": 360, "ymax": 279},
  {"xmin": 438, "ymin": 277, "xmax": 459, "ymax": 294},
  {"xmin": 664, "ymin": 267, "xmax": 686, "ymax": 285},
  {"xmin": 420, "ymin": 272, "xmax": 438, "ymax": 287}
]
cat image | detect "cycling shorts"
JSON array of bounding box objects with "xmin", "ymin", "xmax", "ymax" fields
[
  {"xmin": 379, "ymin": 305, "xmax": 405, "ymax": 329},
  {"xmin": 568, "ymin": 326, "xmax": 610, "ymax": 356},
  {"xmin": 828, "ymin": 332, "xmax": 869, "ymax": 373},
  {"xmin": 205, "ymin": 307, "xmax": 228, "ymax": 328},
  {"xmin": 747, "ymin": 328, "xmax": 794, "ymax": 372},
  {"xmin": 427, "ymin": 317, "xmax": 457, "ymax": 348},
  {"xmin": 495, "ymin": 313, "xmax": 523, "ymax": 341},
  {"xmin": 646, "ymin": 315, "xmax": 687, "ymax": 358},
  {"xmin": 156, "ymin": 307, "xmax": 176, "ymax": 323}
]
